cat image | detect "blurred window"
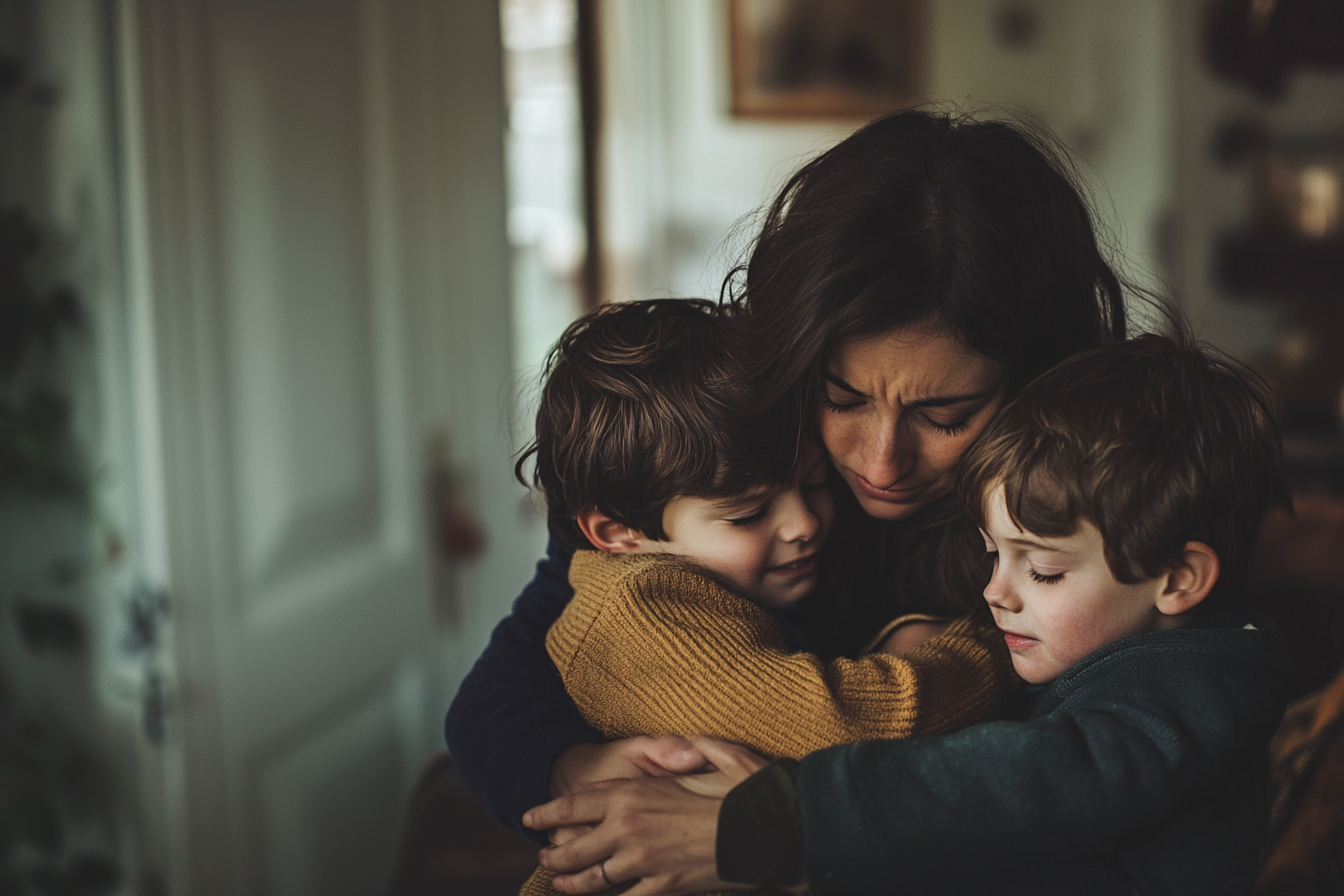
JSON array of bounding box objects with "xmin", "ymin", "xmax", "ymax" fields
[{"xmin": 501, "ymin": 0, "xmax": 587, "ymax": 374}]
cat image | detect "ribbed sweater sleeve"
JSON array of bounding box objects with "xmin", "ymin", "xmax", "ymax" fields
[
  {"xmin": 444, "ymin": 538, "xmax": 603, "ymax": 842},
  {"xmin": 547, "ymin": 553, "xmax": 1014, "ymax": 758}
]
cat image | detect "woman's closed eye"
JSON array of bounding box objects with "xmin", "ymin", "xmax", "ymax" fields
[
  {"xmin": 821, "ymin": 393, "xmax": 862, "ymax": 414},
  {"xmin": 923, "ymin": 415, "xmax": 971, "ymax": 436}
]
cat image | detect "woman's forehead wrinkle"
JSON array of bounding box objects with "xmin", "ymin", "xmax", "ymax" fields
[{"xmin": 832, "ymin": 329, "xmax": 999, "ymax": 408}]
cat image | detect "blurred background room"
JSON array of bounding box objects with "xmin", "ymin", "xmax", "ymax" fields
[{"xmin": 0, "ymin": 1, "xmax": 1341, "ymax": 895}]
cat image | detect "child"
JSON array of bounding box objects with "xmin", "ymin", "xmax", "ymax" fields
[
  {"xmin": 517, "ymin": 299, "xmax": 1017, "ymax": 896},
  {"xmin": 717, "ymin": 334, "xmax": 1292, "ymax": 895}
]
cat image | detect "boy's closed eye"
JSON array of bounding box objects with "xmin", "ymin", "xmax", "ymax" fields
[{"xmin": 726, "ymin": 503, "xmax": 771, "ymax": 527}]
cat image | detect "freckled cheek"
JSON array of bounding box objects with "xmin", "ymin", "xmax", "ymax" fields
[
  {"xmin": 923, "ymin": 439, "xmax": 955, "ymax": 475},
  {"xmin": 927, "ymin": 429, "xmax": 981, "ymax": 490},
  {"xmin": 1039, "ymin": 611, "xmax": 1096, "ymax": 663},
  {"xmin": 916, "ymin": 441, "xmax": 963, "ymax": 495},
  {"xmin": 825, "ymin": 412, "xmax": 886, "ymax": 468},
  {"xmin": 818, "ymin": 415, "xmax": 854, "ymax": 466}
]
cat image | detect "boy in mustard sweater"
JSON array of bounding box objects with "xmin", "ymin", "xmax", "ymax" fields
[{"xmin": 516, "ymin": 299, "xmax": 1015, "ymax": 896}]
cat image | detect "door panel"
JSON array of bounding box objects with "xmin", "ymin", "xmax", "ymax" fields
[
  {"xmin": 115, "ymin": 2, "xmax": 519, "ymax": 894},
  {"xmin": 257, "ymin": 683, "xmax": 407, "ymax": 896},
  {"xmin": 208, "ymin": 3, "xmax": 386, "ymax": 594}
]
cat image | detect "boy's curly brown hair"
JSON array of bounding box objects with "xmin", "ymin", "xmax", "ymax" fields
[
  {"xmin": 958, "ymin": 333, "xmax": 1291, "ymax": 605},
  {"xmin": 517, "ymin": 299, "xmax": 800, "ymax": 549}
]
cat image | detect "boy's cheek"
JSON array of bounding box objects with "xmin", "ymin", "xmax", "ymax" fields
[{"xmin": 812, "ymin": 494, "xmax": 836, "ymax": 539}]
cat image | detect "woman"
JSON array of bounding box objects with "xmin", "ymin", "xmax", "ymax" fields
[{"xmin": 446, "ymin": 108, "xmax": 1129, "ymax": 892}]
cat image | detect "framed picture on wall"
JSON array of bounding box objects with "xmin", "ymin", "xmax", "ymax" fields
[{"xmin": 729, "ymin": 0, "xmax": 925, "ymax": 119}]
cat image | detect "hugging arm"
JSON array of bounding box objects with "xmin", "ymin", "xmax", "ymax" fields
[
  {"xmin": 443, "ymin": 537, "xmax": 604, "ymax": 841},
  {"xmin": 739, "ymin": 623, "xmax": 1289, "ymax": 894},
  {"xmin": 549, "ymin": 558, "xmax": 1018, "ymax": 759},
  {"xmin": 535, "ymin": 618, "xmax": 1286, "ymax": 895}
]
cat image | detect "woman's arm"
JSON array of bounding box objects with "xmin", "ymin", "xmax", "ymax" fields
[
  {"xmin": 444, "ymin": 538, "xmax": 604, "ymax": 838},
  {"xmin": 528, "ymin": 737, "xmax": 772, "ymax": 896},
  {"xmin": 862, "ymin": 612, "xmax": 951, "ymax": 655},
  {"xmin": 530, "ymin": 614, "xmax": 1287, "ymax": 894}
]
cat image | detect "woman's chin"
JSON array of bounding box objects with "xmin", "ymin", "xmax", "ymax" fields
[
  {"xmin": 850, "ymin": 481, "xmax": 946, "ymax": 521},
  {"xmin": 857, "ymin": 496, "xmax": 927, "ymax": 521}
]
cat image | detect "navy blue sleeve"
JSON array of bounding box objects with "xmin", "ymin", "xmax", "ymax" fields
[
  {"xmin": 796, "ymin": 621, "xmax": 1287, "ymax": 894},
  {"xmin": 444, "ymin": 537, "xmax": 605, "ymax": 842}
]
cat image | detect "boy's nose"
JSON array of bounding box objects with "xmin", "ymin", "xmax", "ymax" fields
[
  {"xmin": 779, "ymin": 492, "xmax": 820, "ymax": 542},
  {"xmin": 983, "ymin": 564, "xmax": 1019, "ymax": 612}
]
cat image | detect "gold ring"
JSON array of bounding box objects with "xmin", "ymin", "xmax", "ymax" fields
[{"xmin": 600, "ymin": 859, "xmax": 614, "ymax": 887}]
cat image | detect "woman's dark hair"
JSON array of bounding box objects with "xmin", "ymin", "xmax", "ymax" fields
[
  {"xmin": 727, "ymin": 108, "xmax": 1134, "ymax": 649},
  {"xmin": 730, "ymin": 108, "xmax": 1128, "ymax": 403}
]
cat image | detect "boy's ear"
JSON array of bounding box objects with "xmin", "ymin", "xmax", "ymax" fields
[
  {"xmin": 576, "ymin": 506, "xmax": 647, "ymax": 554},
  {"xmin": 1156, "ymin": 541, "xmax": 1220, "ymax": 617}
]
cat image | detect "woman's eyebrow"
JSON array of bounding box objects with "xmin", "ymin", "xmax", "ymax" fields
[
  {"xmin": 824, "ymin": 372, "xmax": 994, "ymax": 408},
  {"xmin": 822, "ymin": 371, "xmax": 866, "ymax": 397},
  {"xmin": 908, "ymin": 392, "xmax": 994, "ymax": 409}
]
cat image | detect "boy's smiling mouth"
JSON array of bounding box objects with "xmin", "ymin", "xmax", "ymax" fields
[{"xmin": 768, "ymin": 553, "xmax": 818, "ymax": 578}]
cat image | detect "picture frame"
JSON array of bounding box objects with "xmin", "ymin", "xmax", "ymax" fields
[{"xmin": 728, "ymin": 0, "xmax": 925, "ymax": 120}]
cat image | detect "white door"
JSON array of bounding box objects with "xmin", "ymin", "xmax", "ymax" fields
[{"xmin": 113, "ymin": 2, "xmax": 532, "ymax": 894}]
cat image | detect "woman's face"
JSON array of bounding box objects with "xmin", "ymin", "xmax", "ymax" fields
[{"xmin": 821, "ymin": 321, "xmax": 1006, "ymax": 521}]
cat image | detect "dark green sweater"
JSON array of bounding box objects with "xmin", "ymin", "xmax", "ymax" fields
[{"xmin": 720, "ymin": 606, "xmax": 1289, "ymax": 895}]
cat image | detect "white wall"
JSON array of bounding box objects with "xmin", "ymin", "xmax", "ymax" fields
[
  {"xmin": 596, "ymin": 0, "xmax": 1174, "ymax": 320},
  {"xmin": 598, "ymin": 0, "xmax": 1344, "ymax": 362},
  {"xmin": 597, "ymin": 0, "xmax": 854, "ymax": 302},
  {"xmin": 1169, "ymin": 2, "xmax": 1344, "ymax": 359}
]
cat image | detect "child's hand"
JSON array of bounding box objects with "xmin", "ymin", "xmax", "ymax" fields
[
  {"xmin": 879, "ymin": 620, "xmax": 950, "ymax": 655},
  {"xmin": 549, "ymin": 735, "xmax": 710, "ymax": 799}
]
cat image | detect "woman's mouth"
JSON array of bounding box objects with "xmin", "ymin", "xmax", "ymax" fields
[
  {"xmin": 853, "ymin": 474, "xmax": 927, "ymax": 503},
  {"xmin": 768, "ymin": 553, "xmax": 818, "ymax": 579}
]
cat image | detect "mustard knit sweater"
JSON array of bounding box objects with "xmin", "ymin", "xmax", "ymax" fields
[{"xmin": 521, "ymin": 551, "xmax": 1015, "ymax": 896}]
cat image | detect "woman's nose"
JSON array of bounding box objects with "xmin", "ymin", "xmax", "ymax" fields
[{"xmin": 863, "ymin": 419, "xmax": 917, "ymax": 488}]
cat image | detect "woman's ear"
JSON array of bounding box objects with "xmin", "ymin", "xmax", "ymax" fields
[
  {"xmin": 576, "ymin": 507, "xmax": 647, "ymax": 554},
  {"xmin": 1156, "ymin": 542, "xmax": 1221, "ymax": 617}
]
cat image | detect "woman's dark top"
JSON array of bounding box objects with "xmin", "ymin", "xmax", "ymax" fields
[{"xmin": 443, "ymin": 537, "xmax": 600, "ymax": 844}]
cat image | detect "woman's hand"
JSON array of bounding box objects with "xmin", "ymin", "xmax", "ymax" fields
[
  {"xmin": 879, "ymin": 620, "xmax": 949, "ymax": 656},
  {"xmin": 525, "ymin": 737, "xmax": 768, "ymax": 895}
]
